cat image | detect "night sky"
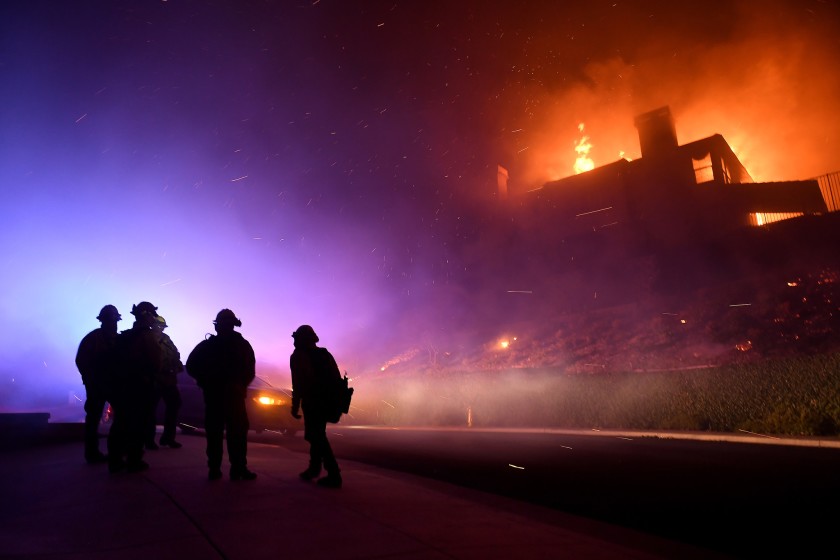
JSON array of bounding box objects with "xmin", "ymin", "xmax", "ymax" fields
[{"xmin": 2, "ymin": 1, "xmax": 839, "ymax": 402}]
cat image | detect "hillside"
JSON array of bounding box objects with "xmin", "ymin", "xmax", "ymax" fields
[{"xmin": 378, "ymin": 213, "xmax": 840, "ymax": 377}]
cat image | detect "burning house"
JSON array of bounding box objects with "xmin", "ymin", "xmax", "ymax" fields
[{"xmin": 509, "ymin": 106, "xmax": 828, "ymax": 251}]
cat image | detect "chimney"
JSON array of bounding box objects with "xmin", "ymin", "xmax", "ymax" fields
[{"xmin": 634, "ymin": 106, "xmax": 678, "ymax": 158}]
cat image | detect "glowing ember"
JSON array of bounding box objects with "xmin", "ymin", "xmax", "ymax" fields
[
  {"xmin": 498, "ymin": 336, "xmax": 517, "ymax": 350},
  {"xmin": 379, "ymin": 348, "xmax": 421, "ymax": 372},
  {"xmin": 573, "ymin": 123, "xmax": 594, "ymax": 174}
]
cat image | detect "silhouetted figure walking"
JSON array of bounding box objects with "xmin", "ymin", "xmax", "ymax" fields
[
  {"xmin": 108, "ymin": 301, "xmax": 162, "ymax": 474},
  {"xmin": 290, "ymin": 325, "xmax": 342, "ymax": 488},
  {"xmin": 146, "ymin": 315, "xmax": 184, "ymax": 449},
  {"xmin": 186, "ymin": 309, "xmax": 257, "ymax": 481},
  {"xmin": 75, "ymin": 305, "xmax": 121, "ymax": 464}
]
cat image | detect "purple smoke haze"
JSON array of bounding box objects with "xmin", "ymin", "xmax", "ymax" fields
[{"xmin": 2, "ymin": 1, "xmax": 839, "ymax": 413}]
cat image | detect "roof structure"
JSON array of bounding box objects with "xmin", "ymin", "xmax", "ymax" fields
[{"xmin": 511, "ymin": 106, "xmax": 828, "ymax": 250}]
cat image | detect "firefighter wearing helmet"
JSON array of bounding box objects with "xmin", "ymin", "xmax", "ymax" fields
[
  {"xmin": 186, "ymin": 309, "xmax": 257, "ymax": 481},
  {"xmin": 146, "ymin": 315, "xmax": 184, "ymax": 449},
  {"xmin": 75, "ymin": 305, "xmax": 122, "ymax": 464},
  {"xmin": 290, "ymin": 324, "xmax": 343, "ymax": 488},
  {"xmin": 107, "ymin": 301, "xmax": 163, "ymax": 474}
]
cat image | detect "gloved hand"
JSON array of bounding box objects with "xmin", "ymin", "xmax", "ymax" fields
[{"xmin": 291, "ymin": 406, "xmax": 301, "ymax": 419}]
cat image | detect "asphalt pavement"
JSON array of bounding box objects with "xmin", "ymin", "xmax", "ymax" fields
[{"xmin": 0, "ymin": 421, "xmax": 727, "ymax": 560}]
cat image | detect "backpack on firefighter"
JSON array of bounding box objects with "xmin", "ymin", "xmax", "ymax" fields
[{"xmin": 309, "ymin": 347, "xmax": 353, "ymax": 423}]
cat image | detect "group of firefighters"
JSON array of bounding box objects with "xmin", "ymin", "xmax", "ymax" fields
[{"xmin": 75, "ymin": 302, "xmax": 343, "ymax": 488}]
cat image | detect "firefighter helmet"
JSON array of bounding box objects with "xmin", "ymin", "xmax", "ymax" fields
[
  {"xmin": 131, "ymin": 301, "xmax": 158, "ymax": 316},
  {"xmin": 292, "ymin": 324, "xmax": 319, "ymax": 343},
  {"xmin": 214, "ymin": 308, "xmax": 242, "ymax": 327},
  {"xmin": 96, "ymin": 305, "xmax": 121, "ymax": 322}
]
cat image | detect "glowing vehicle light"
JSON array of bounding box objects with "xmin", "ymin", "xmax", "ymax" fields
[
  {"xmin": 500, "ymin": 340, "xmax": 510, "ymax": 349},
  {"xmin": 255, "ymin": 395, "xmax": 281, "ymax": 406}
]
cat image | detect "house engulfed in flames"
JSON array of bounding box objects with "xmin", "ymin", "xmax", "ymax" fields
[{"xmin": 509, "ymin": 106, "xmax": 828, "ymax": 250}]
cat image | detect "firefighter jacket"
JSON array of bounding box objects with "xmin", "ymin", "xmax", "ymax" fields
[
  {"xmin": 75, "ymin": 328, "xmax": 118, "ymax": 387},
  {"xmin": 155, "ymin": 332, "xmax": 184, "ymax": 387},
  {"xmin": 290, "ymin": 346, "xmax": 341, "ymax": 414},
  {"xmin": 185, "ymin": 331, "xmax": 256, "ymax": 397}
]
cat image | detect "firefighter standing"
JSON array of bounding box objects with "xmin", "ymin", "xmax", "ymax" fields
[
  {"xmin": 290, "ymin": 324, "xmax": 342, "ymax": 488},
  {"xmin": 146, "ymin": 315, "xmax": 184, "ymax": 449},
  {"xmin": 75, "ymin": 304, "xmax": 121, "ymax": 464},
  {"xmin": 108, "ymin": 301, "xmax": 162, "ymax": 474},
  {"xmin": 185, "ymin": 309, "xmax": 257, "ymax": 481}
]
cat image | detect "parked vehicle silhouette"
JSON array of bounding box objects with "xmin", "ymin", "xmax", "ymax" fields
[
  {"xmin": 174, "ymin": 375, "xmax": 301, "ymax": 436},
  {"xmin": 98, "ymin": 375, "xmax": 301, "ymax": 437}
]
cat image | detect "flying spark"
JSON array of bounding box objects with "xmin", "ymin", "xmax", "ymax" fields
[{"xmin": 576, "ymin": 206, "xmax": 613, "ymax": 217}]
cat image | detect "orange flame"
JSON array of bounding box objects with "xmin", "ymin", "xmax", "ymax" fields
[{"xmin": 574, "ymin": 123, "xmax": 594, "ymax": 174}]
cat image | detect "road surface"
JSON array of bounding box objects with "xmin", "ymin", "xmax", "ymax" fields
[{"xmin": 252, "ymin": 426, "xmax": 840, "ymax": 558}]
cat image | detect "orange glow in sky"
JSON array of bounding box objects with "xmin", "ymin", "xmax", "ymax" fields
[{"xmin": 506, "ymin": 4, "xmax": 840, "ymax": 191}]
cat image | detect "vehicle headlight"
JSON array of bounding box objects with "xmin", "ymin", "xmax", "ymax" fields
[{"xmin": 254, "ymin": 395, "xmax": 283, "ymax": 406}]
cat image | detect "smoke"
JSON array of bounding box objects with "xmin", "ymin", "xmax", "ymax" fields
[
  {"xmin": 1, "ymin": 1, "xmax": 838, "ymax": 419},
  {"xmin": 503, "ymin": 0, "xmax": 840, "ymax": 189},
  {"xmin": 0, "ymin": 2, "xmax": 395, "ymax": 415}
]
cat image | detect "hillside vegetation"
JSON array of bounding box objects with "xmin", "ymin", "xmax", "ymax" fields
[
  {"xmin": 350, "ymin": 352, "xmax": 840, "ymax": 436},
  {"xmin": 349, "ymin": 215, "xmax": 840, "ymax": 437}
]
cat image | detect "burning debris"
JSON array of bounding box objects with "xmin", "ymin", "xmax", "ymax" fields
[
  {"xmin": 379, "ymin": 348, "xmax": 421, "ymax": 372},
  {"xmin": 736, "ymin": 341, "xmax": 753, "ymax": 352}
]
